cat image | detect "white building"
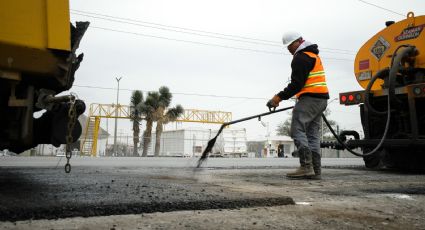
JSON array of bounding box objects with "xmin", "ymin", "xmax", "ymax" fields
[
  {"xmin": 148, "ymin": 127, "xmax": 247, "ymax": 157},
  {"xmin": 211, "ymin": 127, "xmax": 247, "ymax": 157},
  {"xmin": 247, "ymin": 135, "xmax": 295, "ymax": 158}
]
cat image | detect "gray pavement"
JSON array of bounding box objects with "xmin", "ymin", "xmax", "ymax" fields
[
  {"xmin": 0, "ymin": 156, "xmax": 364, "ymax": 168},
  {"xmin": 0, "ymin": 156, "xmax": 309, "ymax": 221},
  {"xmin": 1, "ymin": 156, "xmax": 424, "ymax": 229}
]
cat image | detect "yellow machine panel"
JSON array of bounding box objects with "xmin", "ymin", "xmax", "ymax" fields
[
  {"xmin": 355, "ymin": 12, "xmax": 425, "ymax": 90},
  {"xmin": 0, "ymin": 1, "xmax": 89, "ymax": 155},
  {"xmin": 81, "ymin": 104, "xmax": 233, "ymax": 156},
  {"xmin": 0, "ymin": 0, "xmax": 70, "ymax": 51}
]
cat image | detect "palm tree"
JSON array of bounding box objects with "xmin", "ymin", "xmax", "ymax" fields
[
  {"xmin": 140, "ymin": 91, "xmax": 159, "ymax": 157},
  {"xmin": 130, "ymin": 90, "xmax": 143, "ymax": 157},
  {"xmin": 153, "ymin": 86, "xmax": 184, "ymax": 156}
]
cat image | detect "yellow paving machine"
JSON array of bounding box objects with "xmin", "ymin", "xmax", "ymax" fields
[
  {"xmin": 322, "ymin": 12, "xmax": 425, "ymax": 171},
  {"xmin": 0, "ymin": 0, "xmax": 88, "ymax": 153}
]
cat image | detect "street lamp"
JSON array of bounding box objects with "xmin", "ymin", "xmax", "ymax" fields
[
  {"xmin": 113, "ymin": 77, "xmax": 122, "ymax": 155},
  {"xmin": 260, "ymin": 121, "xmax": 270, "ymax": 138},
  {"xmin": 261, "ymin": 121, "xmax": 270, "ymax": 157}
]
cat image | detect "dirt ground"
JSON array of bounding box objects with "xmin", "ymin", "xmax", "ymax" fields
[{"xmin": 0, "ymin": 158, "xmax": 424, "ymax": 229}]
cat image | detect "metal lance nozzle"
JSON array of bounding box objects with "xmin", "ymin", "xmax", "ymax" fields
[{"xmin": 196, "ymin": 106, "xmax": 294, "ymax": 168}]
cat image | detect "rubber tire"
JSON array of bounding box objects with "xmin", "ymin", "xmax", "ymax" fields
[{"xmin": 362, "ymin": 148, "xmax": 384, "ymax": 169}]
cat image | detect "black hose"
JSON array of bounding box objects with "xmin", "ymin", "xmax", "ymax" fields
[
  {"xmin": 364, "ymin": 68, "xmax": 389, "ymax": 115},
  {"xmin": 322, "ymin": 96, "xmax": 390, "ymax": 157},
  {"xmin": 323, "ymin": 45, "xmax": 416, "ymax": 157}
]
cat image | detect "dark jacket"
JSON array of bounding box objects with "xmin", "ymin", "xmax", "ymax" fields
[{"xmin": 276, "ymin": 44, "xmax": 330, "ymax": 100}]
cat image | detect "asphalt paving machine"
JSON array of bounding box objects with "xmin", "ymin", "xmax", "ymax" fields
[
  {"xmin": 0, "ymin": 0, "xmax": 88, "ymax": 157},
  {"xmin": 321, "ymin": 12, "xmax": 425, "ymax": 171}
]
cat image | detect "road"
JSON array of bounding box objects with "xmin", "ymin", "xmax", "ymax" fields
[{"xmin": 0, "ymin": 156, "xmax": 424, "ymax": 229}]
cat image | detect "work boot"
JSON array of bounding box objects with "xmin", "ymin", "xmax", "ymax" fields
[
  {"xmin": 307, "ymin": 151, "xmax": 322, "ymax": 180},
  {"xmin": 286, "ymin": 166, "xmax": 314, "ymax": 178},
  {"xmin": 286, "ymin": 147, "xmax": 314, "ymax": 179}
]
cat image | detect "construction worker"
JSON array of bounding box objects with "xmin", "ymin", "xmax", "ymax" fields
[{"xmin": 267, "ymin": 31, "xmax": 329, "ymax": 179}]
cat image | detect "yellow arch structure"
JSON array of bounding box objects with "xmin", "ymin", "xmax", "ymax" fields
[{"xmin": 80, "ymin": 103, "xmax": 232, "ymax": 156}]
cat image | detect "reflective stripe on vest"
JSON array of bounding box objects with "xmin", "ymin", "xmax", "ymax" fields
[{"xmin": 295, "ymin": 51, "xmax": 329, "ymax": 98}]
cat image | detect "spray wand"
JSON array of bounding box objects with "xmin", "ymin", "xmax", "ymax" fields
[{"xmin": 196, "ymin": 105, "xmax": 294, "ymax": 168}]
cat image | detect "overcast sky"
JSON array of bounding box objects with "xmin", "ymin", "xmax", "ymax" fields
[{"xmin": 68, "ymin": 0, "xmax": 425, "ymax": 139}]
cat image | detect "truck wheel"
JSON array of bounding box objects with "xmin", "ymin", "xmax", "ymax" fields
[{"xmin": 362, "ymin": 148, "xmax": 384, "ymax": 169}]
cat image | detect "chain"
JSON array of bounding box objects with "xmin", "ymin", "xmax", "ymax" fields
[{"xmin": 65, "ymin": 95, "xmax": 77, "ymax": 173}]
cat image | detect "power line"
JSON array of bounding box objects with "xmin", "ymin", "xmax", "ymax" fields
[
  {"xmin": 71, "ymin": 9, "xmax": 356, "ymax": 54},
  {"xmin": 71, "ymin": 12, "xmax": 283, "ymax": 48},
  {"xmin": 72, "ymin": 84, "xmax": 268, "ymax": 100},
  {"xmin": 357, "ymin": 0, "xmax": 405, "ymax": 17},
  {"xmin": 71, "ymin": 9, "xmax": 278, "ymax": 44},
  {"xmin": 72, "ymin": 85, "xmax": 361, "ymax": 105},
  {"xmin": 72, "ymin": 85, "xmax": 362, "ymax": 115},
  {"xmin": 91, "ymin": 26, "xmax": 285, "ymax": 55},
  {"xmin": 73, "ymin": 11, "xmax": 354, "ymax": 55},
  {"xmin": 90, "ymin": 26, "xmax": 354, "ymax": 61}
]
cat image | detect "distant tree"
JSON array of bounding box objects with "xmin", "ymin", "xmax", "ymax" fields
[
  {"xmin": 276, "ymin": 116, "xmax": 292, "ymax": 136},
  {"xmin": 321, "ymin": 108, "xmax": 338, "ymax": 140},
  {"xmin": 138, "ymin": 87, "xmax": 184, "ymax": 157},
  {"xmin": 140, "ymin": 91, "xmax": 159, "ymax": 157},
  {"xmin": 153, "ymin": 87, "xmax": 183, "ymax": 156},
  {"xmin": 130, "ymin": 90, "xmax": 143, "ymax": 157},
  {"xmin": 275, "ymin": 108, "xmax": 338, "ymax": 139}
]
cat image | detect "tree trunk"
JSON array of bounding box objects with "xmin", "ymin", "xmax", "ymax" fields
[
  {"xmin": 154, "ymin": 120, "xmax": 163, "ymax": 157},
  {"xmin": 132, "ymin": 120, "xmax": 139, "ymax": 157},
  {"xmin": 142, "ymin": 120, "xmax": 153, "ymax": 157}
]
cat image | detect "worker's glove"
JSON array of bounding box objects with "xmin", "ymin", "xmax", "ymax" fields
[{"xmin": 266, "ymin": 95, "xmax": 282, "ymax": 111}]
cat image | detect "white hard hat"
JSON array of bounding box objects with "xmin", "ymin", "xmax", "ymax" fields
[{"xmin": 282, "ymin": 31, "xmax": 302, "ymax": 45}]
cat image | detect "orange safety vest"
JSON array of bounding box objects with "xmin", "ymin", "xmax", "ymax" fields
[{"xmin": 295, "ymin": 52, "xmax": 329, "ymax": 98}]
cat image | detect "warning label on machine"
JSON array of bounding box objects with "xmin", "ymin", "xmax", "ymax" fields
[
  {"xmin": 370, "ymin": 36, "xmax": 390, "ymax": 60},
  {"xmin": 394, "ymin": 24, "xmax": 424, "ymax": 42}
]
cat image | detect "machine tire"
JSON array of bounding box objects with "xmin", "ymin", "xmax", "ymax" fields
[{"xmin": 362, "ymin": 148, "xmax": 384, "ymax": 169}]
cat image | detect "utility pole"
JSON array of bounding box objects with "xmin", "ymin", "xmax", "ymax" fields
[{"xmin": 113, "ymin": 77, "xmax": 122, "ymax": 156}]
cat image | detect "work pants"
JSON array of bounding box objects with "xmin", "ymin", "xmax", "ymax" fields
[{"xmin": 290, "ymin": 95, "xmax": 327, "ymax": 154}]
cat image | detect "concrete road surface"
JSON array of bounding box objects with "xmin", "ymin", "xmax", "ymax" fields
[{"xmin": 0, "ymin": 156, "xmax": 424, "ymax": 229}]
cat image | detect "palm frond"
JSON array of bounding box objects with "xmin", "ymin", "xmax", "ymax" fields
[
  {"xmin": 158, "ymin": 86, "xmax": 172, "ymax": 108},
  {"xmin": 165, "ymin": 104, "xmax": 184, "ymax": 123},
  {"xmin": 130, "ymin": 90, "xmax": 143, "ymax": 106}
]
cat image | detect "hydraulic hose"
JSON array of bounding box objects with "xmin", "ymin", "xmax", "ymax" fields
[
  {"xmin": 322, "ymin": 110, "xmax": 389, "ymax": 157},
  {"xmin": 323, "ymin": 45, "xmax": 417, "ymax": 157},
  {"xmin": 364, "ymin": 68, "xmax": 389, "ymax": 115}
]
